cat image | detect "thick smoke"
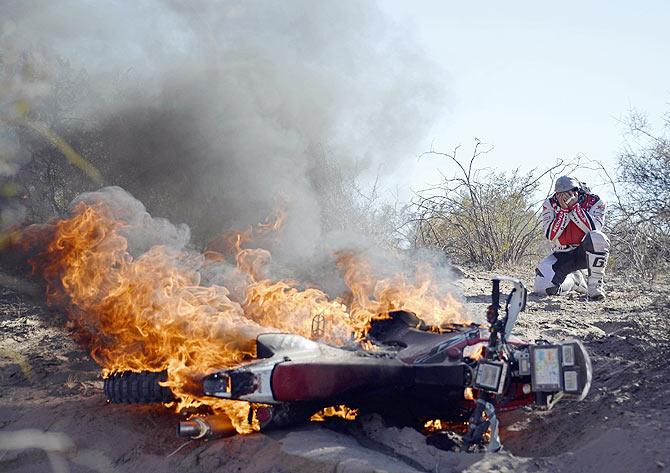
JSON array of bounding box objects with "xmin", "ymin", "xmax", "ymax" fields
[
  {"xmin": 71, "ymin": 186, "xmax": 191, "ymax": 257},
  {"xmin": 1, "ymin": 0, "xmax": 447, "ymax": 283}
]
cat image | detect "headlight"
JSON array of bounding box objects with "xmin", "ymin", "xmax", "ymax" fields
[{"xmin": 203, "ymin": 372, "xmax": 231, "ymax": 396}]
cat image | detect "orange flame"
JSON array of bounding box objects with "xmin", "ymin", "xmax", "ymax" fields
[
  {"xmin": 27, "ymin": 203, "xmax": 261, "ymax": 431},
  {"xmin": 243, "ymin": 280, "xmax": 352, "ymax": 344},
  {"xmin": 22, "ymin": 197, "xmax": 467, "ymax": 434},
  {"xmin": 311, "ymin": 405, "xmax": 359, "ymax": 422},
  {"xmin": 422, "ymin": 419, "xmax": 468, "ymax": 434},
  {"xmin": 464, "ymin": 343, "xmax": 486, "ymax": 361},
  {"xmin": 336, "ymin": 251, "xmax": 467, "ymax": 340}
]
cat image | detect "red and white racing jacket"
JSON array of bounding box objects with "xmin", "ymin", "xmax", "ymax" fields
[{"xmin": 540, "ymin": 193, "xmax": 606, "ymax": 252}]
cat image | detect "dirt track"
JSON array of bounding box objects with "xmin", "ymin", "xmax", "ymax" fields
[{"xmin": 1, "ymin": 270, "xmax": 669, "ymax": 473}]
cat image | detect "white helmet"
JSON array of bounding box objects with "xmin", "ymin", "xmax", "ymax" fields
[{"xmin": 554, "ymin": 176, "xmax": 581, "ymax": 194}]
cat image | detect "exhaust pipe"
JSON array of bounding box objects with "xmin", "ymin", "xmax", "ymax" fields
[{"xmin": 177, "ymin": 414, "xmax": 236, "ymax": 439}]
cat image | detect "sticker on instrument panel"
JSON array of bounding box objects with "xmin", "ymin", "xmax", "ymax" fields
[
  {"xmin": 563, "ymin": 370, "xmax": 578, "ymax": 392},
  {"xmin": 562, "ymin": 344, "xmax": 575, "ymax": 366}
]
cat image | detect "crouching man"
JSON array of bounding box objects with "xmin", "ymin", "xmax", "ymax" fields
[{"xmin": 534, "ymin": 176, "xmax": 609, "ymax": 300}]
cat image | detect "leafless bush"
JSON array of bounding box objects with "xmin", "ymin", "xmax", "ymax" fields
[
  {"xmin": 606, "ymin": 110, "xmax": 670, "ymax": 278},
  {"xmin": 1, "ymin": 42, "xmax": 102, "ymax": 231},
  {"xmin": 608, "ymin": 218, "xmax": 669, "ymax": 279},
  {"xmin": 407, "ymin": 140, "xmax": 580, "ymax": 270},
  {"xmin": 309, "ymin": 149, "xmax": 411, "ymax": 250}
]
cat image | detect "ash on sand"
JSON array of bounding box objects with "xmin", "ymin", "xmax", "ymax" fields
[{"xmin": 1, "ymin": 270, "xmax": 669, "ymax": 473}]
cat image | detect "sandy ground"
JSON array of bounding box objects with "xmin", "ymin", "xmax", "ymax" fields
[{"xmin": 1, "ymin": 269, "xmax": 669, "ymax": 473}]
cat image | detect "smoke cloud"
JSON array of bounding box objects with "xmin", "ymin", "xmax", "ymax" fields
[{"xmin": 1, "ymin": 0, "xmax": 448, "ymax": 281}]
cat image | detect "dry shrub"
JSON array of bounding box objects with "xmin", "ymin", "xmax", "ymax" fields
[
  {"xmin": 408, "ymin": 140, "xmax": 579, "ymax": 270},
  {"xmin": 607, "ymin": 109, "xmax": 670, "ymax": 279}
]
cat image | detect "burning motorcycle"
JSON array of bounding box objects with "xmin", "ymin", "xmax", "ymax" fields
[{"xmin": 104, "ymin": 277, "xmax": 591, "ymax": 451}]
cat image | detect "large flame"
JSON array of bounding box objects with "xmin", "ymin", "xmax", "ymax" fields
[
  {"xmin": 336, "ymin": 251, "xmax": 467, "ymax": 339},
  {"xmin": 21, "ymin": 196, "xmax": 466, "ymax": 433}
]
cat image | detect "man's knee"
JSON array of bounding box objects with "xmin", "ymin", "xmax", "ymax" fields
[
  {"xmin": 544, "ymin": 284, "xmax": 560, "ymax": 295},
  {"xmin": 534, "ymin": 266, "xmax": 557, "ymax": 295},
  {"xmin": 583, "ymin": 230, "xmax": 610, "ymax": 253},
  {"xmin": 534, "ymin": 276, "xmax": 560, "ymax": 295},
  {"xmin": 534, "ymin": 280, "xmax": 557, "ymax": 295}
]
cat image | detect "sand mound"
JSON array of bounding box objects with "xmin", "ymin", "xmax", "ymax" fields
[{"xmin": 1, "ymin": 270, "xmax": 668, "ymax": 472}]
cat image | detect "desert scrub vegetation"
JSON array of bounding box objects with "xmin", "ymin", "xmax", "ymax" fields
[
  {"xmin": 406, "ymin": 139, "xmax": 584, "ymax": 270},
  {"xmin": 605, "ymin": 109, "xmax": 670, "ymax": 279}
]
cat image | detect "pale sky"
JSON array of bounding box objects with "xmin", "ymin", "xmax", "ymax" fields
[{"xmin": 379, "ymin": 0, "xmax": 670, "ymax": 198}]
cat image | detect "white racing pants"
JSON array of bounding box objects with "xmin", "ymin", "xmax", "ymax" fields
[{"xmin": 534, "ymin": 231, "xmax": 610, "ymax": 295}]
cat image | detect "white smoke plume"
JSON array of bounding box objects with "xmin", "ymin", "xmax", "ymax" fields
[{"xmin": 1, "ymin": 0, "xmax": 449, "ymax": 284}]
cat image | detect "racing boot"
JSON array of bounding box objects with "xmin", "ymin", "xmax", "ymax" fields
[
  {"xmin": 546, "ymin": 273, "xmax": 579, "ymax": 296},
  {"xmin": 571, "ymin": 270, "xmax": 588, "ymax": 295},
  {"xmin": 586, "ymin": 251, "xmax": 608, "ymax": 300}
]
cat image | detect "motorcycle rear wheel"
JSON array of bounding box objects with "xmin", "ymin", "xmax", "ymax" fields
[{"xmin": 104, "ymin": 370, "xmax": 174, "ymax": 404}]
